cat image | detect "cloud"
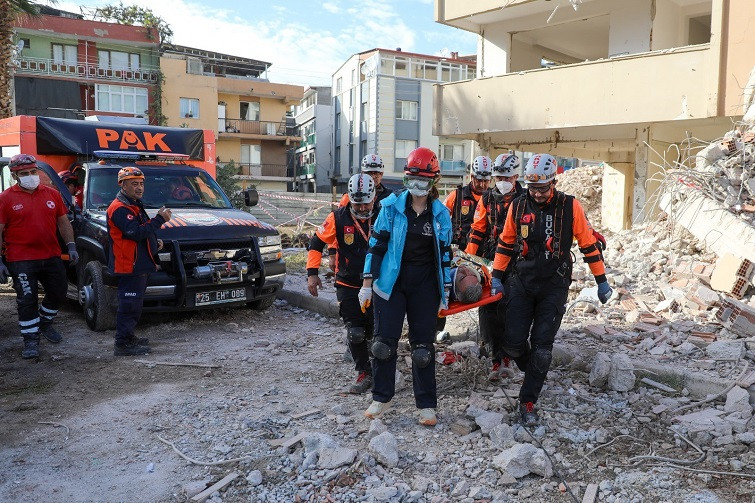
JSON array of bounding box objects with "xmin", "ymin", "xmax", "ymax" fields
[
  {"xmin": 54, "ymin": 0, "xmax": 474, "ymax": 87},
  {"xmin": 322, "ymin": 2, "xmax": 339, "ymax": 14}
]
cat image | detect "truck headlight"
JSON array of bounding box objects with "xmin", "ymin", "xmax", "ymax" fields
[
  {"xmin": 259, "ymin": 235, "xmax": 281, "ymax": 247},
  {"xmin": 259, "ymin": 234, "xmax": 282, "ymax": 261}
]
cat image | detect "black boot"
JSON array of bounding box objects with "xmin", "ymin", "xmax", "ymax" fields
[
  {"xmin": 128, "ymin": 336, "xmax": 149, "ymax": 346},
  {"xmin": 40, "ymin": 324, "xmax": 63, "ymax": 343},
  {"xmin": 519, "ymin": 402, "xmax": 540, "ymax": 427},
  {"xmin": 22, "ymin": 336, "xmax": 40, "ymax": 359},
  {"xmin": 114, "ymin": 340, "xmax": 150, "ymax": 357}
]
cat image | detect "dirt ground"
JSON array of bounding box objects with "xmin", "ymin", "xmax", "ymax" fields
[{"xmin": 1, "ymin": 277, "xmax": 753, "ymax": 503}]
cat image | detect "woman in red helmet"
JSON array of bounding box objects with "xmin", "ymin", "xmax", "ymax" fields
[{"xmin": 359, "ymin": 147, "xmax": 453, "ymax": 427}]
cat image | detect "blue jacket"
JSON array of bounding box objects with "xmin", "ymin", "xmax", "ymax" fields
[{"xmin": 363, "ymin": 190, "xmax": 453, "ymax": 307}]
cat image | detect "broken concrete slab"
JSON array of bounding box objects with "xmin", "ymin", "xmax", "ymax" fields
[
  {"xmin": 589, "ymin": 352, "xmax": 611, "ymax": 388},
  {"xmin": 608, "ymin": 353, "xmax": 635, "ymax": 392},
  {"xmin": 672, "ymin": 408, "xmax": 727, "ymax": 432},
  {"xmin": 705, "ymin": 340, "xmax": 746, "ymax": 360},
  {"xmin": 317, "ymin": 447, "xmax": 357, "ymax": 469},
  {"xmin": 492, "ymin": 443, "xmax": 553, "ymax": 478},
  {"xmin": 724, "ymin": 386, "xmax": 753, "ymax": 414}
]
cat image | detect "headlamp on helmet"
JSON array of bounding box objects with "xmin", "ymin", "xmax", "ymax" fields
[
  {"xmin": 471, "ymin": 156, "xmax": 492, "ymax": 180},
  {"xmin": 361, "ymin": 154, "xmax": 384, "ymax": 173},
  {"xmin": 117, "ymin": 166, "xmax": 145, "ymax": 184}
]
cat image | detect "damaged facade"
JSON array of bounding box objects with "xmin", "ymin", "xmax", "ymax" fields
[{"xmin": 433, "ymin": 0, "xmax": 755, "ymax": 232}]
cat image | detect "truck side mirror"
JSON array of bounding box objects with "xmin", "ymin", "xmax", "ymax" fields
[{"xmin": 244, "ymin": 188, "xmax": 258, "ymax": 207}]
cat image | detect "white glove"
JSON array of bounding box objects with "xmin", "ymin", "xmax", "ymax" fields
[{"xmin": 358, "ymin": 286, "xmax": 373, "ymax": 313}]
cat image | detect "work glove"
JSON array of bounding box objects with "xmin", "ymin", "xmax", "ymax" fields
[
  {"xmin": 597, "ymin": 281, "xmax": 613, "ymax": 304},
  {"xmin": 358, "ymin": 286, "xmax": 373, "ymax": 313},
  {"xmin": 491, "ymin": 277, "xmax": 504, "ymax": 296},
  {"xmin": 307, "ymin": 275, "xmax": 322, "ymax": 297},
  {"xmin": 66, "ymin": 242, "xmax": 79, "ymax": 267},
  {"xmin": 0, "ymin": 260, "xmax": 9, "ymax": 284}
]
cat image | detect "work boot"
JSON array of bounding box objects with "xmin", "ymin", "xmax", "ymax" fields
[
  {"xmin": 114, "ymin": 341, "xmax": 150, "ymax": 357},
  {"xmin": 22, "ymin": 337, "xmax": 40, "ymax": 359},
  {"xmin": 128, "ymin": 336, "xmax": 149, "ymax": 346},
  {"xmin": 40, "ymin": 325, "xmax": 63, "ymax": 344},
  {"xmin": 418, "ymin": 408, "xmax": 437, "ymax": 427},
  {"xmin": 348, "ymin": 371, "xmax": 373, "ymax": 394},
  {"xmin": 488, "ymin": 361, "xmax": 502, "ymax": 381},
  {"xmin": 519, "ymin": 402, "xmax": 540, "ymax": 427},
  {"xmin": 500, "ymin": 357, "xmax": 514, "ymax": 377},
  {"xmin": 364, "ymin": 400, "xmax": 391, "ymax": 419}
]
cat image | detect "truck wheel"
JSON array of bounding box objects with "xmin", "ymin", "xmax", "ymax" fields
[
  {"xmin": 80, "ymin": 261, "xmax": 116, "ymax": 331},
  {"xmin": 248, "ymin": 295, "xmax": 275, "ymax": 311}
]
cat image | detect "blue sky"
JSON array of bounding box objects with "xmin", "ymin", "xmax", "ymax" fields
[{"xmin": 56, "ymin": 0, "xmax": 478, "ymax": 86}]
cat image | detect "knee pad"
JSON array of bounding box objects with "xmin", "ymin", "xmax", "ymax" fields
[
  {"xmin": 411, "ymin": 343, "xmax": 434, "ymax": 369},
  {"xmin": 370, "ymin": 338, "xmax": 395, "ymax": 360},
  {"xmin": 531, "ymin": 347, "xmax": 553, "ymax": 374},
  {"xmin": 347, "ymin": 326, "xmax": 366, "ymax": 344},
  {"xmin": 503, "ymin": 341, "xmax": 529, "ymax": 359}
]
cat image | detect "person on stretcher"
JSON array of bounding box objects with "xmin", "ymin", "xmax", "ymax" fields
[{"xmin": 448, "ymin": 259, "xmax": 491, "ymax": 304}]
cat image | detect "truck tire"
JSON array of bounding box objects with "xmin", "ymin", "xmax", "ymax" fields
[
  {"xmin": 248, "ymin": 295, "xmax": 275, "ymax": 311},
  {"xmin": 81, "ymin": 261, "xmax": 116, "ymax": 331}
]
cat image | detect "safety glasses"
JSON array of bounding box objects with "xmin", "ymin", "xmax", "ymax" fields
[
  {"xmin": 527, "ymin": 183, "xmax": 553, "ymax": 194},
  {"xmin": 403, "ymin": 175, "xmax": 433, "ymax": 191}
]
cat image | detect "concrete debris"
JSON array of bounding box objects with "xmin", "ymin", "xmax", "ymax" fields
[
  {"xmin": 723, "ymin": 386, "xmax": 753, "ymax": 415},
  {"xmin": 588, "ymin": 352, "xmax": 611, "ymax": 388},
  {"xmin": 556, "ymin": 165, "xmax": 604, "ymax": 227},
  {"xmin": 705, "ymin": 340, "xmax": 746, "ymax": 360},
  {"xmin": 317, "ymin": 447, "xmax": 357, "ymax": 470},
  {"xmin": 492, "ymin": 443, "xmax": 554, "ymax": 478},
  {"xmin": 368, "ymin": 431, "xmax": 399, "ymax": 468},
  {"xmin": 608, "ymin": 353, "xmax": 636, "ymax": 392},
  {"xmin": 710, "ymin": 253, "xmax": 753, "ymax": 299}
]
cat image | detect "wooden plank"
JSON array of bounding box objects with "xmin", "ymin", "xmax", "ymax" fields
[
  {"xmin": 582, "ymin": 483, "xmax": 599, "ymax": 503},
  {"xmin": 291, "ymin": 408, "xmax": 321, "ymax": 420},
  {"xmin": 191, "ymin": 472, "xmax": 239, "ymax": 502},
  {"xmin": 268, "ymin": 432, "xmax": 307, "ymax": 449},
  {"xmin": 736, "ymin": 371, "xmax": 755, "ymax": 388}
]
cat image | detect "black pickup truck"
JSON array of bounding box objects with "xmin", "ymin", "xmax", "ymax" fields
[{"xmin": 0, "ymin": 156, "xmax": 285, "ymax": 331}]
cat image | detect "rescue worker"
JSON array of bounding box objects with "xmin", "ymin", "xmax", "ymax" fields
[
  {"xmin": 307, "ymin": 174, "xmax": 378, "ymax": 393},
  {"xmin": 465, "ymin": 152, "xmax": 526, "ymax": 381},
  {"xmin": 491, "ymin": 154, "xmax": 612, "ymax": 426},
  {"xmin": 359, "ymin": 147, "xmax": 453, "ymax": 427},
  {"xmin": 58, "ymin": 169, "xmax": 83, "ymax": 209},
  {"xmin": 0, "ymin": 154, "xmax": 79, "ymax": 358},
  {"xmin": 443, "ymin": 155, "xmax": 491, "ymax": 250},
  {"xmin": 107, "ymin": 167, "xmax": 171, "ymax": 356}
]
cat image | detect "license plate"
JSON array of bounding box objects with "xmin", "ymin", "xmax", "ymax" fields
[{"xmin": 195, "ymin": 288, "xmax": 246, "ymax": 306}]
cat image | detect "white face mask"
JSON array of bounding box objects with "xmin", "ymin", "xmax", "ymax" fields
[
  {"xmin": 408, "ymin": 188, "xmax": 429, "ymax": 197},
  {"xmin": 18, "ymin": 174, "xmax": 40, "ymax": 190},
  {"xmin": 495, "ymin": 180, "xmax": 513, "ymax": 194}
]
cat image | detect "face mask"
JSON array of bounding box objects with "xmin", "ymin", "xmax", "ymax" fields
[
  {"xmin": 18, "ymin": 175, "xmax": 40, "ymax": 190},
  {"xmin": 496, "ymin": 180, "xmax": 513, "ymax": 194},
  {"xmin": 408, "ymin": 188, "xmax": 429, "ymax": 197},
  {"xmin": 404, "ymin": 175, "xmax": 433, "ymax": 197}
]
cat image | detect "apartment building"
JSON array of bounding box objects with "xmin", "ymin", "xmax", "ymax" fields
[
  {"xmin": 293, "ymin": 86, "xmax": 332, "ymax": 193},
  {"xmin": 11, "ymin": 6, "xmax": 159, "ymax": 121},
  {"xmin": 161, "ymin": 45, "xmax": 304, "ymax": 191},
  {"xmin": 434, "ymin": 0, "xmax": 754, "ymax": 230},
  {"xmin": 331, "ymin": 48, "xmax": 477, "ymax": 193}
]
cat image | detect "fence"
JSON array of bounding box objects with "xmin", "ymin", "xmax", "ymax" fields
[{"xmin": 248, "ymin": 191, "xmax": 336, "ymax": 230}]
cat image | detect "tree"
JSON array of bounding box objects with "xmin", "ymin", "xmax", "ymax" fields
[
  {"xmin": 215, "ymin": 160, "xmax": 246, "ymax": 209},
  {"xmin": 90, "ymin": 3, "xmax": 172, "ymax": 44},
  {"xmin": 0, "ymin": 0, "xmax": 49, "ymax": 119}
]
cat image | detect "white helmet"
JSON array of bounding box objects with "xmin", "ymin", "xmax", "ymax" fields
[
  {"xmin": 471, "ymin": 156, "xmax": 492, "ymax": 180},
  {"xmin": 523, "ymin": 154, "xmax": 558, "ymax": 185},
  {"xmin": 347, "ymin": 173, "xmax": 376, "ymax": 204},
  {"xmin": 493, "ymin": 153, "xmax": 520, "ymax": 176},
  {"xmin": 361, "ymin": 154, "xmax": 384, "ymax": 173}
]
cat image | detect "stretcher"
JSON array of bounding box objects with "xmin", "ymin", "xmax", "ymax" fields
[{"xmin": 438, "ymin": 285, "xmax": 502, "ymax": 317}]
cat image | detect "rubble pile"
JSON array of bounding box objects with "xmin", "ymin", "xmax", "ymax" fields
[
  {"xmin": 556, "ymin": 165, "xmax": 604, "ymax": 228},
  {"xmin": 692, "ymin": 127, "xmax": 755, "ymax": 221}
]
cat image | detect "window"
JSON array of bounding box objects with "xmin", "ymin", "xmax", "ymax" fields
[
  {"xmin": 240, "ymin": 144, "xmax": 261, "ymax": 165},
  {"xmin": 96, "ymin": 84, "xmax": 148, "ymax": 114},
  {"xmin": 396, "ymin": 100, "xmax": 418, "ymax": 121},
  {"xmin": 52, "ymin": 44, "xmax": 77, "ymax": 65},
  {"xmin": 396, "ymin": 140, "xmax": 417, "ymax": 158},
  {"xmin": 441, "ymin": 144, "xmax": 464, "ymax": 161},
  {"xmin": 99, "ymin": 50, "xmax": 140, "ymax": 70},
  {"xmin": 240, "ymin": 101, "xmax": 260, "ymax": 121},
  {"xmin": 336, "ymin": 77, "xmax": 342, "ymax": 94},
  {"xmin": 180, "ymin": 98, "xmax": 200, "ymax": 118},
  {"xmin": 394, "ymin": 58, "xmax": 409, "ymax": 77},
  {"xmin": 20, "ymin": 38, "xmax": 30, "ymax": 49},
  {"xmin": 335, "ymin": 111, "xmax": 341, "ymax": 132}
]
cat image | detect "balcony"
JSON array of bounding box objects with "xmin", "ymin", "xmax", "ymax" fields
[
  {"xmin": 296, "ymin": 163, "xmax": 316, "ymax": 177},
  {"xmin": 434, "ymin": 45, "xmax": 712, "ymax": 145},
  {"xmin": 440, "ymin": 160, "xmax": 467, "ymax": 177},
  {"xmin": 15, "ymin": 56, "xmax": 159, "ymax": 84},
  {"xmin": 220, "ymin": 118, "xmax": 300, "ymax": 141},
  {"xmin": 224, "ymin": 161, "xmax": 292, "ymax": 182},
  {"xmin": 297, "ymin": 133, "xmax": 315, "ymax": 150}
]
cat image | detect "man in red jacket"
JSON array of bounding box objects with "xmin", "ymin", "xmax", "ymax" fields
[
  {"xmin": 0, "ymin": 154, "xmax": 78, "ymax": 358},
  {"xmin": 107, "ymin": 167, "xmax": 171, "ymax": 356}
]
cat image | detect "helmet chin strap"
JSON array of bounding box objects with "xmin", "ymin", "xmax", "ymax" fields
[{"xmin": 350, "ymin": 207, "xmax": 373, "ymax": 220}]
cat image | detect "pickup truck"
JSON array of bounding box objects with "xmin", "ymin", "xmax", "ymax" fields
[{"xmin": 0, "ymin": 117, "xmax": 285, "ymax": 331}]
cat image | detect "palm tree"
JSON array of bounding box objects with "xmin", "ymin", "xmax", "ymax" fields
[{"xmin": 0, "ymin": 1, "xmax": 49, "ymax": 118}]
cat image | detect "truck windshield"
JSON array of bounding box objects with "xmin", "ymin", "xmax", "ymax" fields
[{"xmin": 86, "ymin": 166, "xmax": 233, "ymax": 210}]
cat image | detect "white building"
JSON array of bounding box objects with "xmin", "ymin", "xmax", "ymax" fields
[
  {"xmin": 331, "ymin": 48, "xmax": 478, "ymax": 192},
  {"xmin": 293, "ymin": 86, "xmax": 332, "ymax": 193}
]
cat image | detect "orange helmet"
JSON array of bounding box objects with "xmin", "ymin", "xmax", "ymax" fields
[
  {"xmin": 404, "ymin": 147, "xmax": 440, "ymax": 179},
  {"xmin": 117, "ymin": 166, "xmax": 144, "ymax": 184},
  {"xmin": 57, "ymin": 170, "xmax": 77, "ymax": 185}
]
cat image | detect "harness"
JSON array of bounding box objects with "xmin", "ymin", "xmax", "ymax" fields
[
  {"xmin": 513, "ymin": 191, "xmax": 573, "ymax": 278},
  {"xmin": 452, "ymin": 184, "xmax": 477, "ymax": 246}
]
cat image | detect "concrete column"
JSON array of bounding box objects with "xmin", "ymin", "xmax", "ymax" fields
[
  {"xmin": 633, "ymin": 126, "xmax": 651, "ymax": 223},
  {"xmin": 601, "ymin": 160, "xmax": 635, "ymax": 231}
]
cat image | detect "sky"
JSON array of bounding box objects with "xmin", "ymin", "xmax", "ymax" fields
[{"xmin": 54, "ymin": 0, "xmax": 479, "ymax": 87}]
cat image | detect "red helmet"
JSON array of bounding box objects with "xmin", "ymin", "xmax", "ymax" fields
[
  {"xmin": 404, "ymin": 147, "xmax": 440, "ymax": 179},
  {"xmin": 58, "ymin": 170, "xmax": 77, "ymax": 185},
  {"xmin": 8, "ymin": 154, "xmax": 38, "ymax": 172}
]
